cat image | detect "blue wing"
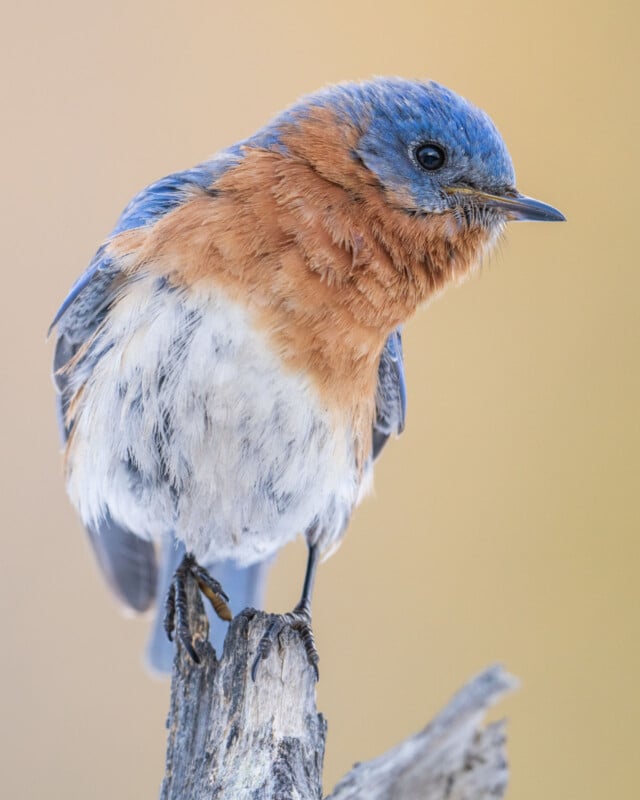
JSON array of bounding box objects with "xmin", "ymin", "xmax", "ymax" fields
[
  {"xmin": 372, "ymin": 328, "xmax": 407, "ymax": 460},
  {"xmin": 52, "ymin": 161, "xmax": 227, "ymax": 439},
  {"xmin": 50, "ymin": 162, "xmax": 219, "ymax": 335},
  {"xmin": 52, "ymin": 155, "xmax": 271, "ymax": 657}
]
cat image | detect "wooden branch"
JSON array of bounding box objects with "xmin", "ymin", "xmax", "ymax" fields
[
  {"xmin": 160, "ymin": 583, "xmax": 517, "ymax": 800},
  {"xmin": 327, "ymin": 667, "xmax": 517, "ymax": 800},
  {"xmin": 160, "ymin": 582, "xmax": 326, "ymax": 799}
]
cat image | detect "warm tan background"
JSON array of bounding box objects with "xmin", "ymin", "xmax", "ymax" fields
[{"xmin": 2, "ymin": 1, "xmax": 638, "ymax": 798}]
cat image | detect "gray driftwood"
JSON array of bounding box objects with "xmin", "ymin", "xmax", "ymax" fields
[{"xmin": 160, "ymin": 583, "xmax": 517, "ymax": 799}]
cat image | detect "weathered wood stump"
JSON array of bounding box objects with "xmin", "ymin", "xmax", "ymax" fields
[{"xmin": 160, "ymin": 583, "xmax": 517, "ymax": 799}]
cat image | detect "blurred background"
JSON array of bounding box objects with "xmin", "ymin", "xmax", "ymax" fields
[{"xmin": 1, "ymin": 1, "xmax": 638, "ymax": 797}]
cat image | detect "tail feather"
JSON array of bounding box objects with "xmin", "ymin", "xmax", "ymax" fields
[{"xmin": 145, "ymin": 535, "xmax": 270, "ymax": 674}]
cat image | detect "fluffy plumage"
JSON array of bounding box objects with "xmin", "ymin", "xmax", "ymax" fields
[{"xmin": 51, "ymin": 78, "xmax": 563, "ymax": 669}]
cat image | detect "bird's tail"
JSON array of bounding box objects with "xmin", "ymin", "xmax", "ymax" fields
[{"xmin": 145, "ymin": 535, "xmax": 270, "ymax": 674}]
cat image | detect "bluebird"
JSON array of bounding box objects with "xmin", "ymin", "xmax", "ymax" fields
[{"xmin": 51, "ymin": 78, "xmax": 564, "ymax": 676}]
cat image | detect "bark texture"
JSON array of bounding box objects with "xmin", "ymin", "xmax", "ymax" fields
[{"xmin": 160, "ymin": 584, "xmax": 517, "ymax": 800}]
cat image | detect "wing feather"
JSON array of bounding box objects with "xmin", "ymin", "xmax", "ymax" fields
[{"xmin": 372, "ymin": 328, "xmax": 407, "ymax": 460}]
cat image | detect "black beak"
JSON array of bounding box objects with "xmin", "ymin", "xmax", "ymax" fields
[{"xmin": 445, "ymin": 187, "xmax": 566, "ymax": 222}]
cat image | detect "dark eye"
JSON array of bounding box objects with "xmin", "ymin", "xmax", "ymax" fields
[{"xmin": 415, "ymin": 142, "xmax": 446, "ymax": 171}]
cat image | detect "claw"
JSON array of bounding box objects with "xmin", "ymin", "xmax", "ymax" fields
[
  {"xmin": 163, "ymin": 580, "xmax": 176, "ymax": 641},
  {"xmin": 251, "ymin": 617, "xmax": 282, "ymax": 681},
  {"xmin": 251, "ymin": 606, "xmax": 320, "ymax": 682},
  {"xmin": 163, "ymin": 553, "xmax": 231, "ymax": 664}
]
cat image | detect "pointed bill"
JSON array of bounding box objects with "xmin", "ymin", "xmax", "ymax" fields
[{"xmin": 445, "ymin": 186, "xmax": 565, "ymax": 222}]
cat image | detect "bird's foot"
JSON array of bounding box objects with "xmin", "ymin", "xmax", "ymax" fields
[
  {"xmin": 163, "ymin": 553, "xmax": 232, "ymax": 663},
  {"xmin": 251, "ymin": 601, "xmax": 319, "ymax": 682}
]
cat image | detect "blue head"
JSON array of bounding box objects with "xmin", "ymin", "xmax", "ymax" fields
[
  {"xmin": 355, "ymin": 79, "xmax": 515, "ymax": 212},
  {"xmin": 254, "ymin": 77, "xmax": 564, "ymax": 226}
]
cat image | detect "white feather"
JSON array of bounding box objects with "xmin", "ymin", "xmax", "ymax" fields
[{"xmin": 66, "ymin": 275, "xmax": 363, "ymax": 564}]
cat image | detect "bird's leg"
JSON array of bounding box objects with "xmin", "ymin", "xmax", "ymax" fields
[
  {"xmin": 163, "ymin": 553, "xmax": 232, "ymax": 664},
  {"xmin": 251, "ymin": 543, "xmax": 320, "ymax": 681}
]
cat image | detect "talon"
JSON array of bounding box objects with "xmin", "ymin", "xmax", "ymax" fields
[
  {"xmin": 251, "ymin": 618, "xmax": 282, "ymax": 681},
  {"xmin": 163, "ymin": 553, "xmax": 231, "ymax": 663},
  {"xmin": 252, "ymin": 610, "xmax": 320, "ymax": 682},
  {"xmin": 178, "ymin": 628, "xmax": 201, "ymax": 663},
  {"xmin": 163, "ymin": 581, "xmax": 176, "ymax": 641},
  {"xmin": 251, "ymin": 641, "xmax": 271, "ymax": 683}
]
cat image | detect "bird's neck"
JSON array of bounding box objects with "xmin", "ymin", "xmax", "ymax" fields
[{"xmin": 200, "ymin": 146, "xmax": 492, "ymax": 398}]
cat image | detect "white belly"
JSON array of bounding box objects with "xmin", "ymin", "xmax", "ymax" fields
[{"xmin": 66, "ymin": 276, "xmax": 363, "ymax": 564}]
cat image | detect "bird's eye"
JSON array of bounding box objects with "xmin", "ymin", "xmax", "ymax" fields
[{"xmin": 415, "ymin": 142, "xmax": 446, "ymax": 171}]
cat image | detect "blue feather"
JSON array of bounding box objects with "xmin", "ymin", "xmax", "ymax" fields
[
  {"xmin": 49, "ymin": 158, "xmax": 239, "ymax": 334},
  {"xmin": 372, "ymin": 328, "xmax": 407, "ymax": 460}
]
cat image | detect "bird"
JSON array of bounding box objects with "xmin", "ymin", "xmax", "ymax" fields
[{"xmin": 50, "ymin": 78, "xmax": 564, "ymax": 677}]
